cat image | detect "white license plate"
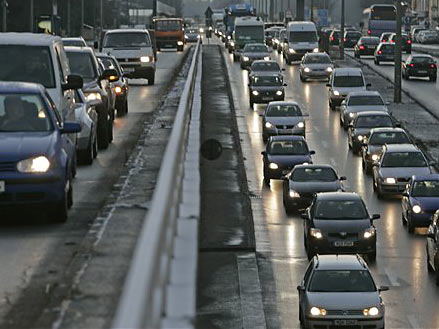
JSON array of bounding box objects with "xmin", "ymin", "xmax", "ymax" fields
[
  {"xmin": 334, "ymin": 241, "xmax": 354, "ymax": 247},
  {"xmin": 418, "ymin": 70, "xmax": 427, "ymax": 74},
  {"xmin": 124, "ymin": 67, "xmax": 135, "ymax": 72},
  {"xmin": 262, "ymin": 97, "xmax": 273, "ymax": 101},
  {"xmin": 0, "ymin": 181, "xmax": 5, "ymax": 193},
  {"xmin": 334, "ymin": 319, "xmax": 357, "ymax": 325}
]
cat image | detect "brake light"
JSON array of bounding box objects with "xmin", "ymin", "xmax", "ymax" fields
[
  {"xmin": 330, "ymin": 36, "xmax": 334, "ymax": 41},
  {"xmin": 367, "ymin": 30, "xmax": 371, "ymax": 35},
  {"xmin": 410, "ymin": 63, "xmax": 414, "ymax": 67},
  {"xmin": 344, "ymin": 38, "xmax": 347, "ymax": 42},
  {"xmin": 390, "ymin": 39, "xmax": 394, "ymax": 43},
  {"xmin": 378, "ymin": 50, "xmax": 382, "ymax": 54},
  {"xmin": 407, "ymin": 40, "xmax": 412, "ymax": 44},
  {"xmin": 431, "ymin": 64, "xmax": 436, "ymax": 68},
  {"xmin": 359, "ymin": 45, "xmax": 365, "ymax": 50}
]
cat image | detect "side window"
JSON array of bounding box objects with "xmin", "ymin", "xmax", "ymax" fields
[
  {"xmin": 55, "ymin": 47, "xmax": 66, "ymax": 84},
  {"xmin": 45, "ymin": 92, "xmax": 62, "ymax": 128}
]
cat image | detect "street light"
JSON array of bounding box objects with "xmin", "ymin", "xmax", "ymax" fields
[
  {"xmin": 394, "ymin": 1, "xmax": 402, "ymax": 103},
  {"xmin": 2, "ymin": 0, "xmax": 7, "ymax": 32}
]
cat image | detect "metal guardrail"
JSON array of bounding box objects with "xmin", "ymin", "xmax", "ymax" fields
[{"xmin": 112, "ymin": 41, "xmax": 202, "ymax": 329}]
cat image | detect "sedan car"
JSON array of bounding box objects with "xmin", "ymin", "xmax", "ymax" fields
[
  {"xmin": 0, "ymin": 82, "xmax": 81, "ymax": 222},
  {"xmin": 261, "ymin": 136, "xmax": 314, "ymax": 186},
  {"xmin": 282, "ymin": 164, "xmax": 345, "ymax": 213},
  {"xmin": 302, "ymin": 192, "xmax": 380, "ymax": 260},
  {"xmin": 354, "ymin": 36, "xmax": 380, "ymax": 58},
  {"xmin": 426, "ymin": 210, "xmax": 439, "ymax": 285},
  {"xmin": 248, "ymin": 73, "xmax": 286, "ymax": 108},
  {"xmin": 298, "ymin": 254, "xmax": 388, "ymax": 329},
  {"xmin": 374, "ymin": 42, "xmax": 395, "ymax": 65},
  {"xmin": 261, "ymin": 101, "xmax": 306, "ymax": 142},
  {"xmin": 402, "ymin": 54, "xmax": 437, "ymax": 82},
  {"xmin": 402, "ymin": 175, "xmax": 439, "ymax": 233},
  {"xmin": 417, "ymin": 30, "xmax": 439, "ymax": 44},
  {"xmin": 361, "ymin": 127, "xmax": 411, "ymax": 174},
  {"xmin": 348, "ymin": 111, "xmax": 396, "ymax": 154},
  {"xmin": 240, "ymin": 43, "xmax": 270, "ymax": 69},
  {"xmin": 184, "ymin": 28, "xmax": 201, "ymax": 43},
  {"xmin": 339, "ymin": 91, "xmax": 388, "ymax": 130},
  {"xmin": 388, "ymin": 33, "xmax": 412, "ymax": 53},
  {"xmin": 343, "ymin": 31, "xmax": 362, "ymax": 48},
  {"xmin": 299, "ymin": 52, "xmax": 333, "ymax": 82},
  {"xmin": 248, "ymin": 60, "xmax": 284, "ymax": 80},
  {"xmin": 373, "ymin": 144, "xmax": 433, "ymax": 198}
]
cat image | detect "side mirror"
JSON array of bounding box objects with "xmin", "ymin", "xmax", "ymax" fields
[
  {"xmin": 281, "ymin": 68, "xmax": 286, "ymax": 71},
  {"xmin": 372, "ymin": 214, "xmax": 380, "ymax": 220},
  {"xmin": 309, "ymin": 150, "xmax": 316, "ymax": 155},
  {"xmin": 296, "ymin": 285, "xmax": 305, "ymax": 292},
  {"xmin": 283, "ymin": 83, "xmax": 288, "ymax": 87},
  {"xmin": 61, "ymin": 121, "xmax": 81, "ymax": 134},
  {"xmin": 62, "ymin": 74, "xmax": 83, "ymax": 91},
  {"xmin": 379, "ymin": 286, "xmax": 389, "ymax": 292},
  {"xmin": 261, "ymin": 151, "xmax": 266, "ymax": 156},
  {"xmin": 395, "ymin": 122, "xmax": 402, "ymax": 128},
  {"xmin": 339, "ymin": 176, "xmax": 347, "ymax": 181},
  {"xmin": 366, "ymin": 83, "xmax": 372, "ymax": 88},
  {"xmin": 101, "ymin": 68, "xmax": 118, "ymax": 81},
  {"xmin": 326, "ymin": 83, "xmax": 331, "ymax": 87}
]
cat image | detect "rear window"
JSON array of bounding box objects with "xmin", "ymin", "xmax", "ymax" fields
[
  {"xmin": 348, "ymin": 95, "xmax": 384, "ymax": 106},
  {"xmin": 411, "ymin": 56, "xmax": 434, "ymax": 64},
  {"xmin": 104, "ymin": 32, "xmax": 151, "ymax": 48},
  {"xmin": 360, "ymin": 37, "xmax": 380, "ymax": 45},
  {"xmin": 368, "ymin": 131, "xmax": 410, "ymax": 145},
  {"xmin": 355, "ymin": 115, "xmax": 393, "ymax": 128},
  {"xmin": 291, "ymin": 167, "xmax": 337, "ymax": 182},
  {"xmin": 333, "ymin": 74, "xmax": 364, "ymax": 87}
]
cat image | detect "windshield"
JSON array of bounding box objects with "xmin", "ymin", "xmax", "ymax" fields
[
  {"xmin": 348, "ymin": 95, "xmax": 384, "ymax": 106},
  {"xmin": 304, "ymin": 55, "xmax": 331, "ymax": 64},
  {"xmin": 251, "ymin": 62, "xmax": 280, "ymax": 72},
  {"xmin": 380, "ymin": 44, "xmax": 394, "ymax": 52},
  {"xmin": 333, "ymin": 75, "xmax": 364, "ymax": 87},
  {"xmin": 252, "ymin": 76, "xmax": 282, "ymax": 86},
  {"xmin": 0, "ymin": 46, "xmax": 55, "ymax": 89},
  {"xmin": 314, "ymin": 199, "xmax": 368, "ymax": 219},
  {"xmin": 266, "ymin": 104, "xmax": 302, "ymax": 117},
  {"xmin": 186, "ymin": 29, "xmax": 198, "ymax": 34},
  {"xmin": 308, "ymin": 270, "xmax": 376, "ymax": 292},
  {"xmin": 346, "ymin": 32, "xmax": 362, "ymax": 39},
  {"xmin": 155, "ymin": 20, "xmax": 182, "ymax": 31},
  {"xmin": 355, "ymin": 115, "xmax": 393, "ymax": 128},
  {"xmin": 369, "ymin": 132, "xmax": 409, "ymax": 145},
  {"xmin": 292, "ymin": 168, "xmax": 337, "ymax": 182},
  {"xmin": 269, "ymin": 140, "xmax": 309, "ymax": 155},
  {"xmin": 371, "ymin": 6, "xmax": 396, "ymax": 20},
  {"xmin": 104, "ymin": 32, "xmax": 151, "ymax": 48},
  {"xmin": 412, "ymin": 181, "xmax": 439, "ymax": 197},
  {"xmin": 289, "ymin": 31, "xmax": 317, "ymax": 43},
  {"xmin": 381, "ymin": 152, "xmax": 427, "ymax": 168},
  {"xmin": 0, "ymin": 93, "xmax": 53, "ymax": 132},
  {"xmin": 235, "ymin": 26, "xmax": 264, "ymax": 39},
  {"xmin": 360, "ymin": 37, "xmax": 380, "ymax": 45},
  {"xmin": 265, "ymin": 30, "xmax": 276, "ymax": 37},
  {"xmin": 411, "ymin": 56, "xmax": 434, "ymax": 64},
  {"xmin": 66, "ymin": 52, "xmax": 98, "ymax": 82},
  {"xmin": 243, "ymin": 44, "xmax": 268, "ymax": 52}
]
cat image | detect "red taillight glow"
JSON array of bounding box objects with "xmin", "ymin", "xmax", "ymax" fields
[
  {"xmin": 367, "ymin": 30, "xmax": 371, "ymax": 35},
  {"xmin": 431, "ymin": 64, "xmax": 436, "ymax": 68},
  {"xmin": 344, "ymin": 38, "xmax": 347, "ymax": 42},
  {"xmin": 378, "ymin": 50, "xmax": 382, "ymax": 54},
  {"xmin": 330, "ymin": 36, "xmax": 334, "ymax": 41},
  {"xmin": 359, "ymin": 45, "xmax": 365, "ymax": 50},
  {"xmin": 407, "ymin": 40, "xmax": 412, "ymax": 44},
  {"xmin": 390, "ymin": 39, "xmax": 394, "ymax": 43},
  {"xmin": 410, "ymin": 63, "xmax": 414, "ymax": 67}
]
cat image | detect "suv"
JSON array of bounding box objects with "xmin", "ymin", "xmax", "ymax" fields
[
  {"xmin": 426, "ymin": 210, "xmax": 439, "ymax": 284},
  {"xmin": 297, "ymin": 254, "xmax": 388, "ymax": 329}
]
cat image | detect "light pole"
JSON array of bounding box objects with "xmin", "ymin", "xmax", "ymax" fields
[
  {"xmin": 2, "ymin": 0, "xmax": 7, "ymax": 32},
  {"xmin": 394, "ymin": 0, "xmax": 402, "ymax": 103},
  {"xmin": 340, "ymin": 0, "xmax": 345, "ymax": 60},
  {"xmin": 30, "ymin": 0, "xmax": 34, "ymax": 32}
]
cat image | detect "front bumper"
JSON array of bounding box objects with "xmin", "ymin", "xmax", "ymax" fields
[
  {"xmin": 304, "ymin": 315, "xmax": 384, "ymax": 329},
  {"xmin": 406, "ymin": 68, "xmax": 436, "ymax": 77},
  {"xmin": 301, "ymin": 69, "xmax": 331, "ymax": 79},
  {"xmin": 408, "ymin": 211, "xmax": 434, "ymax": 227},
  {"xmin": 377, "ymin": 181, "xmax": 406, "ymax": 194},
  {"xmin": 120, "ymin": 62, "xmax": 155, "ymax": 78},
  {"xmin": 307, "ymin": 235, "xmax": 376, "ymax": 255}
]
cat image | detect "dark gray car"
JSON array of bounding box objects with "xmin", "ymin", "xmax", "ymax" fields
[{"xmin": 240, "ymin": 43, "xmax": 270, "ymax": 69}]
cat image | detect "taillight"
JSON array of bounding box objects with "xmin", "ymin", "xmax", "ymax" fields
[
  {"xmin": 390, "ymin": 39, "xmax": 394, "ymax": 43},
  {"xmin": 359, "ymin": 45, "xmax": 365, "ymax": 50},
  {"xmin": 330, "ymin": 36, "xmax": 334, "ymax": 41},
  {"xmin": 430, "ymin": 64, "xmax": 436, "ymax": 68},
  {"xmin": 378, "ymin": 50, "xmax": 382, "ymax": 54},
  {"xmin": 407, "ymin": 40, "xmax": 412, "ymax": 44},
  {"xmin": 367, "ymin": 30, "xmax": 371, "ymax": 35},
  {"xmin": 410, "ymin": 63, "xmax": 414, "ymax": 67},
  {"xmin": 344, "ymin": 38, "xmax": 347, "ymax": 42}
]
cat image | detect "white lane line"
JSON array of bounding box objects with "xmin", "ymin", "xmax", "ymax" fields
[
  {"xmin": 313, "ymin": 125, "xmax": 321, "ymax": 133},
  {"xmin": 329, "ymin": 157, "xmax": 337, "ymax": 168},
  {"xmin": 407, "ymin": 314, "xmax": 421, "ymax": 329},
  {"xmin": 384, "ymin": 268, "xmax": 400, "ymax": 287}
]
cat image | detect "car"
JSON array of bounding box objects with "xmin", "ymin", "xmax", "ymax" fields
[
  {"xmin": 276, "ymin": 28, "xmax": 287, "ymax": 54},
  {"xmin": 329, "ymin": 30, "xmax": 341, "ymax": 45},
  {"xmin": 372, "ymin": 144, "xmax": 433, "ymax": 198},
  {"xmin": 354, "ymin": 36, "xmax": 380, "ymax": 58},
  {"xmin": 240, "ymin": 43, "xmax": 270, "ymax": 69},
  {"xmin": 282, "ymin": 21, "xmax": 319, "ymax": 64},
  {"xmin": 248, "ymin": 60, "xmax": 284, "ymax": 80},
  {"xmin": 299, "ymin": 52, "xmax": 333, "ymax": 82},
  {"xmin": 271, "ymin": 29, "xmax": 282, "ymax": 51},
  {"xmin": 374, "ymin": 42, "xmax": 395, "ymax": 65},
  {"xmin": 261, "ymin": 101, "xmax": 306, "ymax": 142},
  {"xmin": 264, "ymin": 27, "xmax": 277, "ymax": 47},
  {"xmin": 96, "ymin": 52, "xmax": 130, "ymax": 116},
  {"xmin": 426, "ymin": 210, "xmax": 439, "ymax": 284},
  {"xmin": 261, "ymin": 135, "xmax": 314, "ymax": 186},
  {"xmin": 339, "ymin": 91, "xmax": 388, "ymax": 130},
  {"xmin": 343, "ymin": 31, "xmax": 362, "ymax": 48},
  {"xmin": 297, "ymin": 254, "xmax": 388, "ymax": 329},
  {"xmin": 282, "ymin": 164, "xmax": 346, "ymax": 213},
  {"xmin": 302, "ymin": 192, "xmax": 380, "ymax": 260},
  {"xmin": 361, "ymin": 127, "xmax": 411, "ymax": 174},
  {"xmin": 248, "ymin": 72, "xmax": 286, "ymax": 108},
  {"xmin": 388, "ymin": 33, "xmax": 412, "ymax": 53},
  {"xmin": 410, "ymin": 26, "xmax": 427, "ymax": 43},
  {"xmin": 402, "ymin": 54, "xmax": 437, "ymax": 82},
  {"xmin": 348, "ymin": 111, "xmax": 396, "ymax": 154},
  {"xmin": 62, "ymin": 37, "xmax": 87, "ymax": 47},
  {"xmin": 65, "ymin": 47, "xmax": 117, "ymax": 150},
  {"xmin": 0, "ymin": 82, "xmax": 81, "ymax": 222},
  {"xmin": 379, "ymin": 32, "xmax": 393, "ymax": 43},
  {"xmin": 417, "ymin": 30, "xmax": 439, "ymax": 44},
  {"xmin": 327, "ymin": 68, "xmax": 370, "ymax": 111},
  {"xmin": 184, "ymin": 28, "xmax": 201, "ymax": 43}
]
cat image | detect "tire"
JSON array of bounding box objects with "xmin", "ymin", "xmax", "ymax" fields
[
  {"xmin": 228, "ymin": 48, "xmax": 232, "ymax": 54},
  {"xmin": 277, "ymin": 48, "xmax": 281, "ymax": 54},
  {"xmin": 92, "ymin": 135, "xmax": 98, "ymax": 159},
  {"xmin": 264, "ymin": 176, "xmax": 270, "ymax": 186},
  {"xmin": 262, "ymin": 135, "xmax": 268, "ymax": 143},
  {"xmin": 148, "ymin": 74, "xmax": 155, "ymax": 85},
  {"xmin": 306, "ymin": 241, "xmax": 314, "ymax": 260},
  {"xmin": 430, "ymin": 76, "xmax": 437, "ymax": 82},
  {"xmin": 233, "ymin": 54, "xmax": 238, "ymax": 62},
  {"xmin": 427, "ymin": 245, "xmax": 434, "ymax": 272},
  {"xmin": 352, "ymin": 144, "xmax": 360, "ymax": 155},
  {"xmin": 177, "ymin": 45, "xmax": 184, "ymax": 52},
  {"xmin": 300, "ymin": 75, "xmax": 306, "ymax": 82},
  {"xmin": 79, "ymin": 136, "xmax": 94, "ymax": 165},
  {"xmin": 373, "ymin": 178, "xmax": 377, "ymax": 191},
  {"xmin": 376, "ymin": 185, "xmax": 383, "ymax": 199},
  {"xmin": 51, "ymin": 175, "xmax": 70, "ymax": 223},
  {"xmin": 97, "ymin": 107, "xmax": 110, "ymax": 150},
  {"xmin": 369, "ymin": 249, "xmax": 377, "ymax": 262},
  {"xmin": 250, "ymin": 99, "xmax": 254, "ymax": 109},
  {"xmin": 365, "ymin": 162, "xmax": 372, "ymax": 174},
  {"xmin": 108, "ymin": 114, "xmax": 114, "ymax": 144},
  {"xmin": 330, "ymin": 102, "xmax": 336, "ymax": 111},
  {"xmin": 407, "ymin": 217, "xmax": 415, "ymax": 234}
]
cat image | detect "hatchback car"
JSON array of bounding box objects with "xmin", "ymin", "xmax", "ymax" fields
[
  {"xmin": 282, "ymin": 164, "xmax": 345, "ymax": 213},
  {"xmin": 299, "ymin": 52, "xmax": 333, "ymax": 82},
  {"xmin": 373, "ymin": 144, "xmax": 433, "ymax": 198},
  {"xmin": 248, "ymin": 60, "xmax": 284, "ymax": 80},
  {"xmin": 248, "ymin": 73, "xmax": 286, "ymax": 108},
  {"xmin": 261, "ymin": 101, "xmax": 306, "ymax": 142},
  {"xmin": 361, "ymin": 127, "xmax": 411, "ymax": 174},
  {"xmin": 0, "ymin": 82, "xmax": 81, "ymax": 222},
  {"xmin": 402, "ymin": 175, "xmax": 439, "ymax": 233},
  {"xmin": 402, "ymin": 54, "xmax": 437, "ymax": 82},
  {"xmin": 297, "ymin": 254, "xmax": 388, "ymax": 329},
  {"xmin": 348, "ymin": 111, "xmax": 396, "ymax": 154},
  {"xmin": 184, "ymin": 28, "xmax": 201, "ymax": 43},
  {"xmin": 388, "ymin": 33, "xmax": 412, "ymax": 53},
  {"xmin": 426, "ymin": 210, "xmax": 439, "ymax": 284},
  {"xmin": 343, "ymin": 31, "xmax": 362, "ymax": 48},
  {"xmin": 379, "ymin": 32, "xmax": 393, "ymax": 43},
  {"xmin": 261, "ymin": 136, "xmax": 314, "ymax": 186},
  {"xmin": 374, "ymin": 43, "xmax": 395, "ymax": 65},
  {"xmin": 354, "ymin": 36, "xmax": 380, "ymax": 58},
  {"xmin": 240, "ymin": 43, "xmax": 270, "ymax": 69}
]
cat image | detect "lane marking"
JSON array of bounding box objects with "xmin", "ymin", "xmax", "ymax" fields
[
  {"xmin": 407, "ymin": 314, "xmax": 421, "ymax": 329},
  {"xmin": 384, "ymin": 268, "xmax": 400, "ymax": 287}
]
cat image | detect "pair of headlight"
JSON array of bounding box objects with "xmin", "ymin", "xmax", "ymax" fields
[{"xmin": 310, "ymin": 306, "xmax": 379, "ymax": 317}]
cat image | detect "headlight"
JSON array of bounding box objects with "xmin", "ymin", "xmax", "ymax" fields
[
  {"xmin": 252, "ymin": 90, "xmax": 259, "ymax": 96},
  {"xmin": 412, "ymin": 205, "xmax": 422, "ymax": 214},
  {"xmin": 363, "ymin": 228, "xmax": 375, "ymax": 239},
  {"xmin": 177, "ymin": 41, "xmax": 184, "ymax": 46},
  {"xmin": 227, "ymin": 35, "xmax": 231, "ymax": 40},
  {"xmin": 230, "ymin": 41, "xmax": 235, "ymax": 47},
  {"xmin": 297, "ymin": 122, "xmax": 305, "ymax": 128},
  {"xmin": 304, "ymin": 67, "xmax": 311, "ymax": 73},
  {"xmin": 302, "ymin": 162, "xmax": 309, "ymax": 165},
  {"xmin": 357, "ymin": 135, "xmax": 364, "ymax": 141},
  {"xmin": 310, "ymin": 228, "xmax": 323, "ymax": 239},
  {"xmin": 269, "ymin": 163, "xmax": 279, "ymax": 170},
  {"xmin": 185, "ymin": 35, "xmax": 188, "ymax": 39},
  {"xmin": 313, "ymin": 47, "xmax": 319, "ymax": 53},
  {"xmin": 276, "ymin": 90, "xmax": 283, "ymax": 96},
  {"xmin": 274, "ymin": 39, "xmax": 279, "ymax": 44},
  {"xmin": 289, "ymin": 48, "xmax": 296, "ymax": 54},
  {"xmin": 326, "ymin": 67, "xmax": 333, "ymax": 72},
  {"xmin": 115, "ymin": 86, "xmax": 123, "ymax": 94},
  {"xmin": 371, "ymin": 154, "xmax": 379, "ymax": 161},
  {"xmin": 333, "ymin": 90, "xmax": 340, "ymax": 96},
  {"xmin": 310, "ymin": 306, "xmax": 327, "ymax": 316},
  {"xmin": 289, "ymin": 190, "xmax": 300, "ymax": 198},
  {"xmin": 243, "ymin": 56, "xmax": 250, "ymax": 62},
  {"xmin": 264, "ymin": 56, "xmax": 270, "ymax": 61},
  {"xmin": 197, "ymin": 35, "xmax": 201, "ymax": 39},
  {"xmin": 199, "ymin": 28, "xmax": 204, "ymax": 33},
  {"xmin": 17, "ymin": 156, "xmax": 50, "ymax": 173},
  {"xmin": 140, "ymin": 56, "xmax": 151, "ymax": 63},
  {"xmin": 349, "ymin": 112, "xmax": 355, "ymax": 118},
  {"xmin": 265, "ymin": 122, "xmax": 273, "ymax": 128},
  {"xmin": 85, "ymin": 92, "xmax": 102, "ymax": 102},
  {"xmin": 209, "ymin": 26, "xmax": 213, "ymax": 31},
  {"xmin": 363, "ymin": 306, "xmax": 379, "ymax": 316},
  {"xmin": 385, "ymin": 177, "xmax": 396, "ymax": 184}
]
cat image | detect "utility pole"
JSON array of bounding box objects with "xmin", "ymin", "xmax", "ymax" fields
[
  {"xmin": 340, "ymin": 0, "xmax": 345, "ymax": 60},
  {"xmin": 394, "ymin": 0, "xmax": 402, "ymax": 103},
  {"xmin": 30, "ymin": 0, "xmax": 34, "ymax": 32},
  {"xmin": 80, "ymin": 0, "xmax": 84, "ymax": 36},
  {"xmin": 67, "ymin": 0, "xmax": 70, "ymax": 35},
  {"xmin": 2, "ymin": 0, "xmax": 7, "ymax": 32},
  {"xmin": 310, "ymin": 0, "xmax": 314, "ymax": 22},
  {"xmin": 297, "ymin": 0, "xmax": 304, "ymax": 20}
]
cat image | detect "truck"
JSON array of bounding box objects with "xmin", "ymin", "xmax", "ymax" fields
[
  {"xmin": 232, "ymin": 16, "xmax": 265, "ymax": 62},
  {"xmin": 152, "ymin": 17, "xmax": 185, "ymax": 51},
  {"xmin": 224, "ymin": 3, "xmax": 256, "ymax": 50}
]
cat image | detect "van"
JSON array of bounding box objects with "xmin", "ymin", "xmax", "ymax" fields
[
  {"xmin": 283, "ymin": 21, "xmax": 319, "ymax": 64},
  {"xmin": 0, "ymin": 33, "xmax": 83, "ymax": 122},
  {"xmin": 232, "ymin": 16, "xmax": 265, "ymax": 62},
  {"xmin": 102, "ymin": 29, "xmax": 156, "ymax": 85}
]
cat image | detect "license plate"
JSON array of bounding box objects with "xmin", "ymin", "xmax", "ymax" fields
[
  {"xmin": 124, "ymin": 67, "xmax": 135, "ymax": 72},
  {"xmin": 0, "ymin": 181, "xmax": 4, "ymax": 193},
  {"xmin": 334, "ymin": 319, "xmax": 357, "ymax": 326},
  {"xmin": 262, "ymin": 97, "xmax": 273, "ymax": 101},
  {"xmin": 278, "ymin": 129, "xmax": 290, "ymax": 134},
  {"xmin": 418, "ymin": 70, "xmax": 427, "ymax": 74},
  {"xmin": 334, "ymin": 241, "xmax": 354, "ymax": 247}
]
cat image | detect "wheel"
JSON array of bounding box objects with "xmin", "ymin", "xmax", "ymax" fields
[
  {"xmin": 71, "ymin": 152, "xmax": 77, "ymax": 178},
  {"xmin": 67, "ymin": 175, "xmax": 73, "ymax": 209},
  {"xmin": 233, "ymin": 54, "xmax": 238, "ymax": 62},
  {"xmin": 365, "ymin": 162, "xmax": 371, "ymax": 174},
  {"xmin": 228, "ymin": 48, "xmax": 232, "ymax": 54},
  {"xmin": 277, "ymin": 48, "xmax": 281, "ymax": 54},
  {"xmin": 51, "ymin": 175, "xmax": 70, "ymax": 223},
  {"xmin": 177, "ymin": 45, "xmax": 184, "ymax": 52},
  {"xmin": 306, "ymin": 242, "xmax": 314, "ymax": 260},
  {"xmin": 330, "ymin": 102, "xmax": 336, "ymax": 111},
  {"xmin": 79, "ymin": 136, "xmax": 94, "ymax": 165},
  {"xmin": 108, "ymin": 114, "xmax": 114, "ymax": 144},
  {"xmin": 352, "ymin": 144, "xmax": 360, "ymax": 154},
  {"xmin": 262, "ymin": 135, "xmax": 268, "ymax": 143},
  {"xmin": 373, "ymin": 178, "xmax": 377, "ymax": 191},
  {"xmin": 376, "ymin": 185, "xmax": 383, "ymax": 199},
  {"xmin": 264, "ymin": 176, "xmax": 270, "ymax": 186},
  {"xmin": 375, "ymin": 59, "xmax": 380, "ymax": 65},
  {"xmin": 148, "ymin": 74, "xmax": 155, "ymax": 85},
  {"xmin": 401, "ymin": 212, "xmax": 407, "ymax": 226},
  {"xmin": 300, "ymin": 75, "xmax": 306, "ymax": 82},
  {"xmin": 343, "ymin": 120, "xmax": 348, "ymax": 130},
  {"xmin": 250, "ymin": 99, "xmax": 254, "ymax": 109},
  {"xmin": 407, "ymin": 217, "xmax": 415, "ymax": 234},
  {"xmin": 427, "ymin": 245, "xmax": 434, "ymax": 272},
  {"xmin": 92, "ymin": 134, "xmax": 98, "ymax": 159},
  {"xmin": 97, "ymin": 107, "xmax": 110, "ymax": 149},
  {"xmin": 116, "ymin": 99, "xmax": 128, "ymax": 117},
  {"xmin": 369, "ymin": 250, "xmax": 377, "ymax": 262}
]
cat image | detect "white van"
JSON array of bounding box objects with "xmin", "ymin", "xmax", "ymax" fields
[
  {"xmin": 102, "ymin": 29, "xmax": 156, "ymax": 85},
  {"xmin": 0, "ymin": 33, "xmax": 83, "ymax": 122},
  {"xmin": 232, "ymin": 16, "xmax": 265, "ymax": 62},
  {"xmin": 283, "ymin": 21, "xmax": 319, "ymax": 64}
]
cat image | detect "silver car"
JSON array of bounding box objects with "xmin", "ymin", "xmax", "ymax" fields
[
  {"xmin": 298, "ymin": 254, "xmax": 388, "ymax": 329},
  {"xmin": 300, "ymin": 52, "xmax": 333, "ymax": 82},
  {"xmin": 339, "ymin": 91, "xmax": 388, "ymax": 130}
]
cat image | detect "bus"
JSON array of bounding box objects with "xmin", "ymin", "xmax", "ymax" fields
[{"xmin": 361, "ymin": 4, "xmax": 396, "ymax": 37}]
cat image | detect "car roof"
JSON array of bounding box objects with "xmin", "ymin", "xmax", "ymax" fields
[
  {"xmin": 410, "ymin": 54, "xmax": 434, "ymax": 58},
  {"xmin": 412, "ymin": 174, "xmax": 439, "ymax": 181},
  {"xmin": 0, "ymin": 32, "xmax": 61, "ymax": 46},
  {"xmin": 105, "ymin": 29, "xmax": 150, "ymax": 35},
  {"xmin": 333, "ymin": 67, "xmax": 363, "ymax": 76},
  {"xmin": 267, "ymin": 101, "xmax": 299, "ymax": 107},
  {"xmin": 269, "ymin": 135, "xmax": 306, "ymax": 142},
  {"xmin": 347, "ymin": 90, "xmax": 382, "ymax": 97},
  {"xmin": 313, "ymin": 254, "xmax": 368, "ymax": 271},
  {"xmin": 384, "ymin": 143, "xmax": 421, "ymax": 152},
  {"xmin": 315, "ymin": 191, "xmax": 360, "ymax": 201},
  {"xmin": 244, "ymin": 43, "xmax": 266, "ymax": 47},
  {"xmin": 0, "ymin": 81, "xmax": 45, "ymax": 94},
  {"xmin": 64, "ymin": 46, "xmax": 95, "ymax": 54},
  {"xmin": 304, "ymin": 52, "xmax": 330, "ymax": 57},
  {"xmin": 252, "ymin": 72, "xmax": 282, "ymax": 77},
  {"xmin": 62, "ymin": 37, "xmax": 85, "ymax": 41},
  {"xmin": 355, "ymin": 110, "xmax": 390, "ymax": 117},
  {"xmin": 293, "ymin": 164, "xmax": 336, "ymax": 171}
]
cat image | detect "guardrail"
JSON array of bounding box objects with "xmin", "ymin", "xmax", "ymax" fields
[{"xmin": 112, "ymin": 41, "xmax": 202, "ymax": 329}]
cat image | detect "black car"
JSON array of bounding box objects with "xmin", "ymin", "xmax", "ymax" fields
[
  {"xmin": 426, "ymin": 209, "xmax": 439, "ymax": 285},
  {"xmin": 354, "ymin": 37, "xmax": 380, "ymax": 57},
  {"xmin": 302, "ymin": 192, "xmax": 380, "ymax": 261},
  {"xmin": 402, "ymin": 54, "xmax": 437, "ymax": 82},
  {"xmin": 374, "ymin": 43, "xmax": 395, "ymax": 65},
  {"xmin": 261, "ymin": 135, "xmax": 314, "ymax": 186},
  {"xmin": 343, "ymin": 31, "xmax": 362, "ymax": 48},
  {"xmin": 389, "ymin": 33, "xmax": 412, "ymax": 53},
  {"xmin": 248, "ymin": 73, "xmax": 286, "ymax": 108},
  {"xmin": 248, "ymin": 60, "xmax": 284, "ymax": 80}
]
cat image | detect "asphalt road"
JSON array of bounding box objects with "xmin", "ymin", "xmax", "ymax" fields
[
  {"xmin": 220, "ymin": 39, "xmax": 439, "ymax": 328},
  {"xmin": 0, "ymin": 49, "xmax": 187, "ymax": 323}
]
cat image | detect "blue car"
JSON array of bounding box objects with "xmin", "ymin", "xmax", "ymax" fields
[
  {"xmin": 402, "ymin": 175, "xmax": 439, "ymax": 233},
  {"xmin": 261, "ymin": 135, "xmax": 315, "ymax": 186},
  {"xmin": 0, "ymin": 82, "xmax": 81, "ymax": 222}
]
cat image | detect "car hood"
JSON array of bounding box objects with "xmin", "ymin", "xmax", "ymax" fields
[
  {"xmin": 313, "ymin": 219, "xmax": 371, "ymax": 233},
  {"xmin": 267, "ymin": 154, "xmax": 312, "ymax": 166},
  {"xmin": 242, "ymin": 52, "xmax": 270, "ymax": 58},
  {"xmin": 346, "ymin": 105, "xmax": 388, "ymax": 113},
  {"xmin": 307, "ymin": 292, "xmax": 380, "ymax": 310},
  {"xmin": 410, "ymin": 197, "xmax": 439, "ymax": 211},
  {"xmin": 379, "ymin": 167, "xmax": 431, "ymax": 179},
  {"xmin": 288, "ymin": 41, "xmax": 318, "ymax": 49},
  {"xmin": 0, "ymin": 132, "xmax": 56, "ymax": 162},
  {"xmin": 333, "ymin": 87, "xmax": 366, "ymax": 95},
  {"xmin": 290, "ymin": 181, "xmax": 340, "ymax": 193},
  {"xmin": 265, "ymin": 117, "xmax": 304, "ymax": 125},
  {"xmin": 352, "ymin": 128, "xmax": 373, "ymax": 137}
]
